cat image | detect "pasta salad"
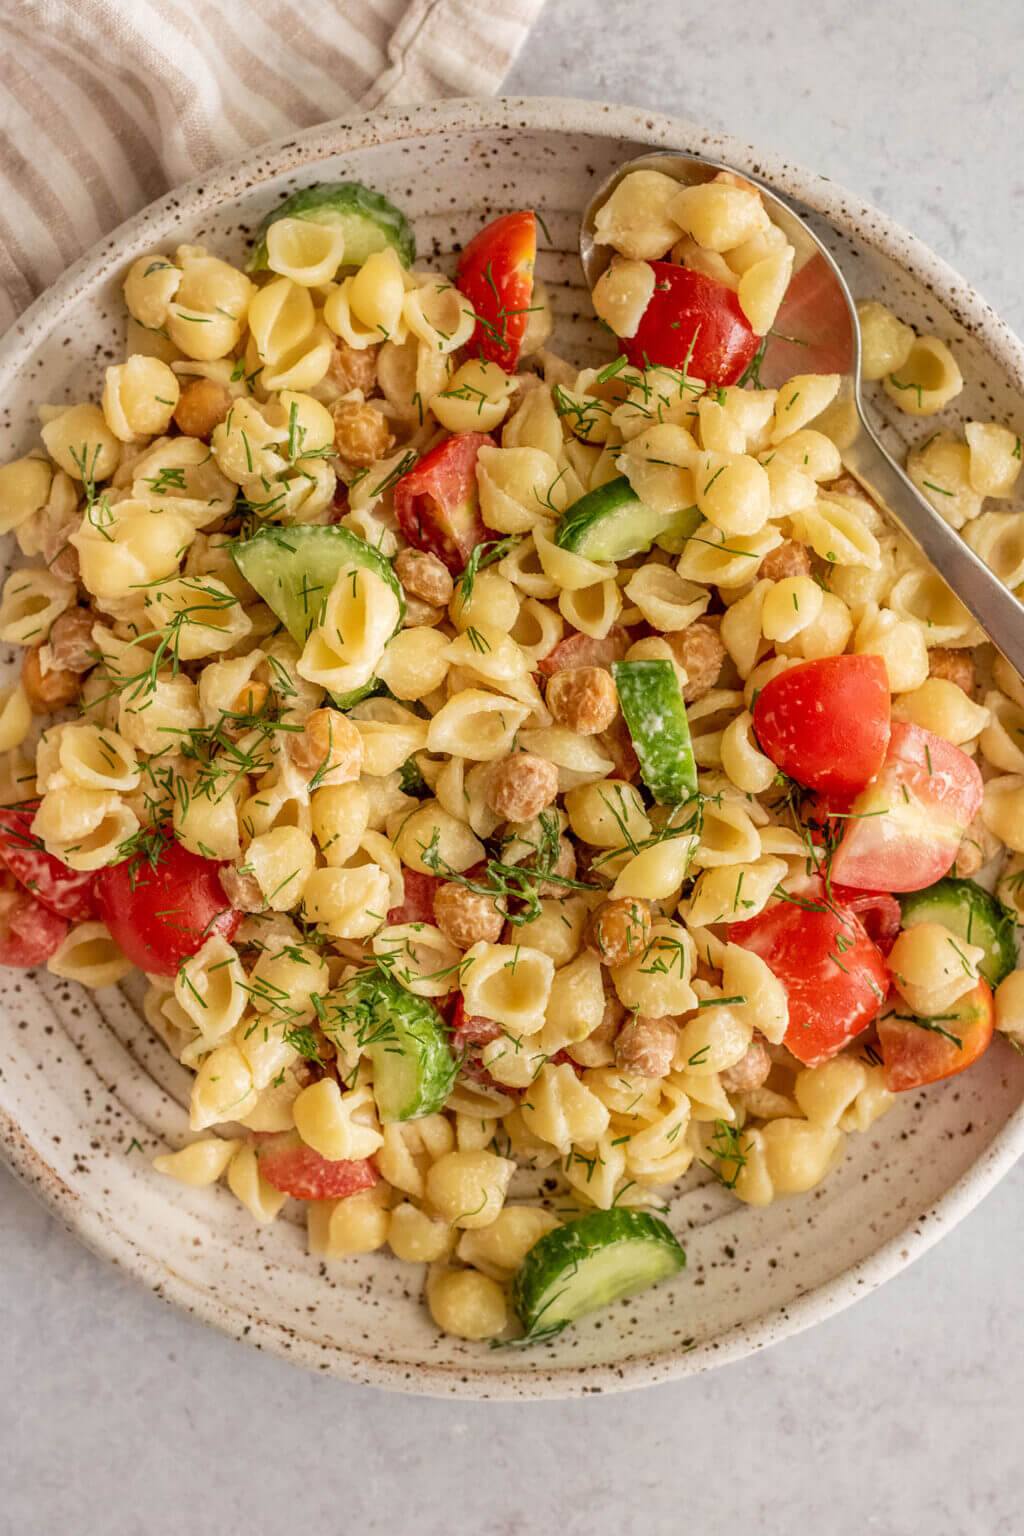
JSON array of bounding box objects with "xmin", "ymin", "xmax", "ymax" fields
[{"xmin": 0, "ymin": 168, "xmax": 1021, "ymax": 1347}]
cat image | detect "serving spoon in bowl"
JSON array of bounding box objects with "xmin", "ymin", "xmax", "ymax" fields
[{"xmin": 580, "ymin": 151, "xmax": 1024, "ymax": 677}]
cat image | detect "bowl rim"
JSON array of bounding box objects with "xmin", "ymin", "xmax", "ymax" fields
[{"xmin": 1, "ymin": 94, "xmax": 1022, "ymax": 1400}]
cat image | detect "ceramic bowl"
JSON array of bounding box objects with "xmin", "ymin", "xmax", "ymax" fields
[{"xmin": 1, "ymin": 97, "xmax": 1022, "ymax": 1399}]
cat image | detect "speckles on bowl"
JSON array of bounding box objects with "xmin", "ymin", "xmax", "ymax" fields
[{"xmin": 0, "ymin": 98, "xmax": 1023, "ymax": 1400}]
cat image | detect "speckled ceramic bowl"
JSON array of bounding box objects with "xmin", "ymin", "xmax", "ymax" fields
[{"xmin": 1, "ymin": 98, "xmax": 1022, "ymax": 1399}]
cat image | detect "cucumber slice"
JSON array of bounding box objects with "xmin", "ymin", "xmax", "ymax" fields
[
  {"xmin": 554, "ymin": 476, "xmax": 701, "ymax": 562},
  {"xmin": 611, "ymin": 658, "xmax": 698, "ymax": 803},
  {"xmin": 248, "ymin": 181, "xmax": 415, "ymax": 273},
  {"xmin": 900, "ymin": 877, "xmax": 1018, "ymax": 987},
  {"xmin": 512, "ymin": 1210, "xmax": 686, "ymax": 1341},
  {"xmin": 231, "ymin": 525, "xmax": 403, "ymax": 708},
  {"xmin": 337, "ymin": 969, "xmax": 457, "ymax": 1122}
]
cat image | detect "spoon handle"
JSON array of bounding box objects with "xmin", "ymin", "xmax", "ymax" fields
[{"xmin": 843, "ymin": 410, "xmax": 1024, "ymax": 678}]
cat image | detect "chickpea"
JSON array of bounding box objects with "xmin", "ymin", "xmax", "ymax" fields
[
  {"xmin": 567, "ymin": 992, "xmax": 625, "ymax": 1067},
  {"xmin": 47, "ymin": 608, "xmax": 98, "ymax": 672},
  {"xmin": 220, "ymin": 864, "xmax": 264, "ymax": 912},
  {"xmin": 719, "ymin": 1034, "xmax": 771, "ymax": 1092},
  {"xmin": 615, "ymin": 1014, "xmax": 677, "ymax": 1078},
  {"xmin": 434, "ymin": 882, "xmax": 504, "ymax": 949},
  {"xmin": 486, "ymin": 754, "xmax": 559, "ymax": 823},
  {"xmin": 545, "ymin": 666, "xmax": 619, "ymax": 736},
  {"xmin": 402, "ymin": 597, "xmax": 446, "ymax": 628},
  {"xmin": 760, "ymin": 538, "xmax": 811, "ymax": 583},
  {"xmin": 531, "ymin": 835, "xmax": 578, "ymax": 899},
  {"xmin": 587, "ymin": 896, "xmax": 652, "ymax": 968},
  {"xmin": 49, "ymin": 541, "xmax": 80, "ymax": 584},
  {"xmin": 665, "ymin": 619, "xmax": 726, "ymax": 702},
  {"xmin": 287, "ymin": 708, "xmax": 363, "ymax": 785},
  {"xmin": 327, "ymin": 339, "xmax": 379, "ymax": 396},
  {"xmin": 22, "ymin": 647, "xmax": 81, "ymax": 712},
  {"xmin": 394, "ymin": 548, "xmax": 454, "ymax": 607},
  {"xmin": 173, "ymin": 377, "xmax": 233, "ymax": 440},
  {"xmin": 928, "ymin": 647, "xmax": 974, "ymax": 695},
  {"xmin": 332, "ymin": 401, "xmax": 394, "ymax": 467}
]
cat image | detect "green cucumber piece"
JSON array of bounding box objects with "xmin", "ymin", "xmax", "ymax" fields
[
  {"xmin": 900, "ymin": 877, "xmax": 1018, "ymax": 987},
  {"xmin": 231, "ymin": 525, "xmax": 403, "ymax": 709},
  {"xmin": 611, "ymin": 658, "xmax": 698, "ymax": 804},
  {"xmin": 512, "ymin": 1210, "xmax": 686, "ymax": 1341},
  {"xmin": 248, "ymin": 181, "xmax": 415, "ymax": 274},
  {"xmin": 554, "ymin": 476, "xmax": 701, "ymax": 562},
  {"xmin": 336, "ymin": 969, "xmax": 457, "ymax": 1122}
]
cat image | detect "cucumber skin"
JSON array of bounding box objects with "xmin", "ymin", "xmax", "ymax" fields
[
  {"xmin": 230, "ymin": 525, "xmax": 403, "ymax": 708},
  {"xmin": 512, "ymin": 1210, "xmax": 686, "ymax": 1340},
  {"xmin": 247, "ymin": 181, "xmax": 416, "ymax": 272},
  {"xmin": 900, "ymin": 877, "xmax": 1018, "ymax": 987},
  {"xmin": 612, "ymin": 659, "xmax": 698, "ymax": 803},
  {"xmin": 340, "ymin": 970, "xmax": 457, "ymax": 1122},
  {"xmin": 555, "ymin": 476, "xmax": 701, "ymax": 562}
]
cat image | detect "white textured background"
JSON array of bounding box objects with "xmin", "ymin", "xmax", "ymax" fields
[{"xmin": 2, "ymin": 4, "xmax": 1023, "ymax": 1533}]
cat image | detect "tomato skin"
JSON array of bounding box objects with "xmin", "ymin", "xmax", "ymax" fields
[
  {"xmin": 393, "ymin": 432, "xmax": 493, "ymax": 574},
  {"xmin": 729, "ymin": 879, "xmax": 889, "ymax": 1066},
  {"xmin": 386, "ymin": 870, "xmax": 441, "ymax": 926},
  {"xmin": 624, "ymin": 264, "xmax": 760, "ymax": 385},
  {"xmin": 752, "ymin": 655, "xmax": 891, "ymax": 795},
  {"xmin": 830, "ymin": 723, "xmax": 984, "ymax": 893},
  {"xmin": 456, "ymin": 210, "xmax": 537, "ymax": 372},
  {"xmin": 832, "ymin": 887, "xmax": 902, "ymax": 955},
  {"xmin": 0, "ymin": 802, "xmax": 98, "ymax": 920},
  {"xmin": 255, "ymin": 1131, "xmax": 380, "ymax": 1200},
  {"xmin": 0, "ymin": 875, "xmax": 69, "ymax": 967},
  {"xmin": 878, "ymin": 980, "xmax": 994, "ymax": 1092},
  {"xmin": 538, "ymin": 624, "xmax": 629, "ymax": 677},
  {"xmin": 94, "ymin": 837, "xmax": 241, "ymax": 977}
]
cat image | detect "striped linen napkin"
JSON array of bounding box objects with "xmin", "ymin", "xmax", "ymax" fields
[{"xmin": 0, "ymin": 0, "xmax": 546, "ymax": 332}]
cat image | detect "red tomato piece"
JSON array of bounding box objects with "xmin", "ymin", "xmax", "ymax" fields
[
  {"xmin": 758, "ymin": 252, "xmax": 855, "ymax": 388},
  {"xmin": 729, "ymin": 878, "xmax": 889, "ymax": 1066},
  {"xmin": 94, "ymin": 835, "xmax": 241, "ymax": 977},
  {"xmin": 830, "ymin": 723, "xmax": 984, "ymax": 893},
  {"xmin": 0, "ymin": 801, "xmax": 97, "ymax": 920},
  {"xmin": 537, "ymin": 624, "xmax": 630, "ymax": 677},
  {"xmin": 832, "ymin": 887, "xmax": 902, "ymax": 955},
  {"xmin": 386, "ymin": 870, "xmax": 442, "ymax": 926},
  {"xmin": 254, "ymin": 1131, "xmax": 380, "ymax": 1200},
  {"xmin": 624, "ymin": 264, "xmax": 760, "ymax": 386},
  {"xmin": 456, "ymin": 210, "xmax": 537, "ymax": 372},
  {"xmin": 393, "ymin": 432, "xmax": 493, "ymax": 575},
  {"xmin": 752, "ymin": 655, "xmax": 891, "ymax": 795},
  {"xmin": 0, "ymin": 874, "xmax": 69, "ymax": 967},
  {"xmin": 877, "ymin": 980, "xmax": 994, "ymax": 1092}
]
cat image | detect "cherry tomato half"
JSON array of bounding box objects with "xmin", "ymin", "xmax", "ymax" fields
[
  {"xmin": 752, "ymin": 654, "xmax": 891, "ymax": 796},
  {"xmin": 877, "ymin": 980, "xmax": 994, "ymax": 1092},
  {"xmin": 95, "ymin": 835, "xmax": 241, "ymax": 977},
  {"xmin": 830, "ymin": 723, "xmax": 984, "ymax": 893},
  {"xmin": 393, "ymin": 433, "xmax": 493, "ymax": 575},
  {"xmin": 0, "ymin": 801, "xmax": 98, "ymax": 920},
  {"xmin": 457, "ymin": 210, "xmax": 537, "ymax": 372},
  {"xmin": 624, "ymin": 263, "xmax": 760, "ymax": 385},
  {"xmin": 0, "ymin": 874, "xmax": 69, "ymax": 968},
  {"xmin": 729, "ymin": 878, "xmax": 889, "ymax": 1067}
]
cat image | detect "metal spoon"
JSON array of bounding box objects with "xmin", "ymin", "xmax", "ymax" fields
[{"xmin": 581, "ymin": 151, "xmax": 1024, "ymax": 676}]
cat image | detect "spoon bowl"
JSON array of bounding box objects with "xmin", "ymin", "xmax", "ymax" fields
[{"xmin": 581, "ymin": 150, "xmax": 1024, "ymax": 677}]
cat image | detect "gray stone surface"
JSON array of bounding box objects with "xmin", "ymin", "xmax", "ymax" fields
[{"xmin": 2, "ymin": 3, "xmax": 1022, "ymax": 1532}]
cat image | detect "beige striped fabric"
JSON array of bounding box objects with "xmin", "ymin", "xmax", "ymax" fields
[{"xmin": 0, "ymin": 0, "xmax": 546, "ymax": 332}]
